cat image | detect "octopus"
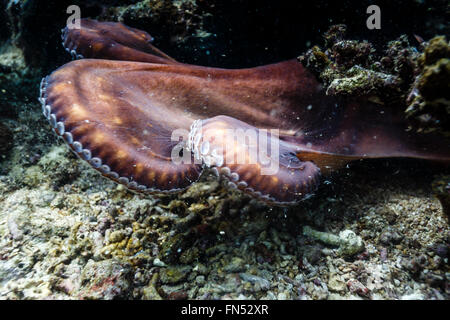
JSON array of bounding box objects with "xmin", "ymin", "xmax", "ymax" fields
[{"xmin": 39, "ymin": 19, "xmax": 450, "ymax": 205}]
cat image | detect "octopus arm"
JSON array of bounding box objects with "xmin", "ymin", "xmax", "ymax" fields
[
  {"xmin": 189, "ymin": 115, "xmax": 321, "ymax": 204},
  {"xmin": 40, "ymin": 59, "xmax": 201, "ymax": 193},
  {"xmin": 62, "ymin": 18, "xmax": 178, "ymax": 64}
]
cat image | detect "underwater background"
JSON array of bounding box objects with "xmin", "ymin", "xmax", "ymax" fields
[{"xmin": 0, "ymin": 0, "xmax": 449, "ymax": 299}]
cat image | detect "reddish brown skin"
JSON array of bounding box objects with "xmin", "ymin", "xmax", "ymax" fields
[{"xmin": 40, "ymin": 19, "xmax": 450, "ymax": 204}]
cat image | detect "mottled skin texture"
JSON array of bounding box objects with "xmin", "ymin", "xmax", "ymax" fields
[{"xmin": 40, "ymin": 19, "xmax": 450, "ymax": 204}]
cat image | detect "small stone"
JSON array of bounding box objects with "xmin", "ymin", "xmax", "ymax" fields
[
  {"xmin": 142, "ymin": 274, "xmax": 162, "ymax": 300},
  {"xmin": 401, "ymin": 292, "xmax": 424, "ymax": 300},
  {"xmin": 338, "ymin": 230, "xmax": 365, "ymax": 257},
  {"xmin": 78, "ymin": 259, "xmax": 133, "ymax": 299},
  {"xmin": 239, "ymin": 273, "xmax": 271, "ymax": 291},
  {"xmin": 7, "ymin": 215, "xmax": 23, "ymax": 241},
  {"xmin": 433, "ymin": 244, "xmax": 448, "ymax": 258},
  {"xmin": 195, "ymin": 275, "xmax": 206, "ymax": 285},
  {"xmin": 277, "ymin": 291, "xmax": 288, "ymax": 300},
  {"xmin": 0, "ymin": 122, "xmax": 13, "ymax": 155},
  {"xmin": 303, "ymin": 226, "xmax": 364, "ymax": 257},
  {"xmin": 193, "ymin": 263, "xmax": 208, "ymax": 275},
  {"xmin": 379, "ymin": 227, "xmax": 404, "ymax": 245},
  {"xmin": 108, "ymin": 230, "xmax": 125, "ymax": 243},
  {"xmin": 347, "ymin": 279, "xmax": 370, "ymax": 298},
  {"xmin": 167, "ymin": 291, "xmax": 188, "ymax": 300},
  {"xmin": 302, "ymin": 245, "xmax": 323, "ymax": 264},
  {"xmin": 153, "ymin": 258, "xmax": 166, "ymax": 267},
  {"xmin": 328, "ymin": 274, "xmax": 346, "ymax": 292},
  {"xmin": 224, "ymin": 257, "xmax": 246, "ymax": 273}
]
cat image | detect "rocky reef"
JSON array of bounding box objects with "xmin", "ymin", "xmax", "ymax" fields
[
  {"xmin": 298, "ymin": 25, "xmax": 449, "ymax": 137},
  {"xmin": 406, "ymin": 36, "xmax": 450, "ymax": 136}
]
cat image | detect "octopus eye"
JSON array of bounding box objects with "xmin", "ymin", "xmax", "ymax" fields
[{"xmin": 179, "ymin": 148, "xmax": 184, "ymax": 157}]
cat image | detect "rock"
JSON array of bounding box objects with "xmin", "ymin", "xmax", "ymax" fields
[
  {"xmin": 181, "ymin": 181, "xmax": 220, "ymax": 199},
  {"xmin": 302, "ymin": 245, "xmax": 323, "ymax": 264},
  {"xmin": 224, "ymin": 257, "xmax": 246, "ymax": 273},
  {"xmin": 108, "ymin": 230, "xmax": 126, "ymax": 243},
  {"xmin": 78, "ymin": 259, "xmax": 133, "ymax": 299},
  {"xmin": 347, "ymin": 279, "xmax": 370, "ymax": 298},
  {"xmin": 142, "ymin": 273, "xmax": 162, "ymax": 300},
  {"xmin": 193, "ymin": 263, "xmax": 208, "ymax": 275},
  {"xmin": 7, "ymin": 214, "xmax": 23, "ymax": 240},
  {"xmin": 433, "ymin": 243, "xmax": 448, "ymax": 258},
  {"xmin": 328, "ymin": 274, "xmax": 346, "ymax": 292},
  {"xmin": 179, "ymin": 246, "xmax": 200, "ymax": 264},
  {"xmin": 195, "ymin": 275, "xmax": 206, "ymax": 285},
  {"xmin": 405, "ymin": 36, "xmax": 450, "ymax": 135},
  {"xmin": 379, "ymin": 227, "xmax": 404, "ymax": 246},
  {"xmin": 239, "ymin": 273, "xmax": 271, "ymax": 291},
  {"xmin": 153, "ymin": 258, "xmax": 167, "ymax": 267},
  {"xmin": 401, "ymin": 292, "xmax": 425, "ymax": 300},
  {"xmin": 303, "ymin": 226, "xmax": 365, "ymax": 257},
  {"xmin": 167, "ymin": 291, "xmax": 188, "ymax": 300},
  {"xmin": 303, "ymin": 226, "xmax": 341, "ymax": 246},
  {"xmin": 159, "ymin": 266, "xmax": 192, "ymax": 285}
]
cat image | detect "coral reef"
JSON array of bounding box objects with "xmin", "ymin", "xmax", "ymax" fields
[
  {"xmin": 406, "ymin": 36, "xmax": 450, "ymax": 135},
  {"xmin": 298, "ymin": 25, "xmax": 416, "ymax": 105},
  {"xmin": 299, "ymin": 25, "xmax": 450, "ymax": 137}
]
